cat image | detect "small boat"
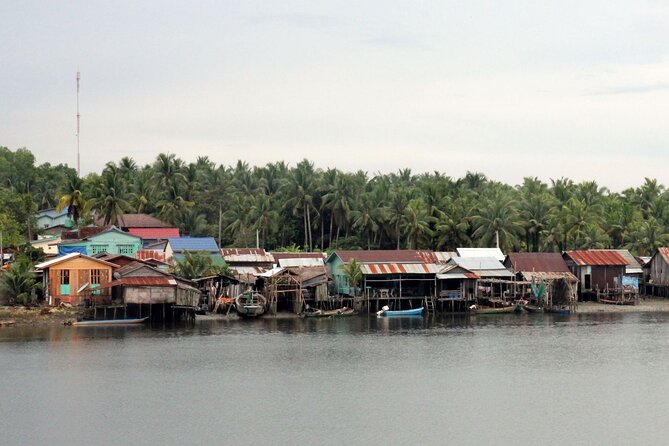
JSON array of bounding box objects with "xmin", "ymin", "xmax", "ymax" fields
[
  {"xmin": 544, "ymin": 306, "xmax": 572, "ymax": 315},
  {"xmin": 470, "ymin": 304, "xmax": 519, "ymax": 314},
  {"xmin": 599, "ymin": 298, "xmax": 635, "ymax": 306},
  {"xmin": 303, "ymin": 307, "xmax": 356, "ymax": 318},
  {"xmin": 378, "ymin": 307, "xmax": 424, "ymax": 317},
  {"xmin": 235, "ymin": 291, "xmax": 267, "ymax": 317},
  {"xmin": 72, "ymin": 317, "xmax": 148, "ymax": 326},
  {"xmin": 523, "ymin": 304, "xmax": 544, "ymax": 313}
]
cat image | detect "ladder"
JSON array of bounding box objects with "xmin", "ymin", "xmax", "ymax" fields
[{"xmin": 424, "ymin": 296, "xmax": 436, "ymax": 314}]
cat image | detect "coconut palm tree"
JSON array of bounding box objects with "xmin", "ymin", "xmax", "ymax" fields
[{"xmin": 56, "ymin": 172, "xmax": 87, "ymax": 226}]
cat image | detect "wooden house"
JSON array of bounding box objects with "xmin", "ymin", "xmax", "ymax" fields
[
  {"xmin": 563, "ymin": 250, "xmax": 627, "ymax": 299},
  {"xmin": 100, "ymin": 261, "xmax": 201, "ymax": 317},
  {"xmin": 435, "ymin": 263, "xmax": 479, "ymax": 311},
  {"xmin": 36, "ymin": 253, "xmax": 117, "ymax": 306},
  {"xmin": 504, "ymin": 252, "xmax": 578, "ymax": 304},
  {"xmin": 262, "ymin": 265, "xmax": 331, "ymax": 313},
  {"xmin": 221, "ymin": 248, "xmax": 274, "ymax": 282},
  {"xmin": 642, "ymin": 248, "xmax": 669, "ymax": 297}
]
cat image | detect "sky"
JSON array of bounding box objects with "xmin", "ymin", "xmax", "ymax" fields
[{"xmin": 2, "ymin": 0, "xmax": 669, "ymax": 191}]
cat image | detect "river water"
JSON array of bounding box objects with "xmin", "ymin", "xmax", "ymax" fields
[{"xmin": 2, "ymin": 312, "xmax": 669, "ymax": 446}]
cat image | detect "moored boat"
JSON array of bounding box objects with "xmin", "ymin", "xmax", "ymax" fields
[
  {"xmin": 523, "ymin": 304, "xmax": 544, "ymax": 313},
  {"xmin": 378, "ymin": 307, "xmax": 424, "ymax": 317},
  {"xmin": 235, "ymin": 291, "xmax": 267, "ymax": 317},
  {"xmin": 469, "ymin": 304, "xmax": 519, "ymax": 314},
  {"xmin": 303, "ymin": 307, "xmax": 356, "ymax": 318},
  {"xmin": 72, "ymin": 317, "xmax": 148, "ymax": 326},
  {"xmin": 543, "ymin": 306, "xmax": 572, "ymax": 315}
]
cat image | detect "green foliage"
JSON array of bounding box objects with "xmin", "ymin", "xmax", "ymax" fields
[
  {"xmin": 3, "ymin": 146, "xmax": 669, "ymax": 256},
  {"xmin": 0, "ymin": 256, "xmax": 40, "ymax": 305},
  {"xmin": 339, "ymin": 258, "xmax": 362, "ymax": 296},
  {"xmin": 172, "ymin": 251, "xmax": 230, "ymax": 280}
]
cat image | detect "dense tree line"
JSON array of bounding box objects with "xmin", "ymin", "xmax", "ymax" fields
[{"xmin": 2, "ymin": 146, "xmax": 669, "ymax": 256}]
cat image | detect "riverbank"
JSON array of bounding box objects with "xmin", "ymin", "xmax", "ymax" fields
[
  {"xmin": 0, "ymin": 306, "xmax": 87, "ymax": 326},
  {"xmin": 576, "ymin": 298, "xmax": 669, "ymax": 313}
]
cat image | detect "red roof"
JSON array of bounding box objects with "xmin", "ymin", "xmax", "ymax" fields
[
  {"xmin": 333, "ymin": 250, "xmax": 435, "ymax": 263},
  {"xmin": 128, "ymin": 227, "xmax": 180, "ymax": 239},
  {"xmin": 96, "ymin": 214, "xmax": 172, "ymax": 228},
  {"xmin": 564, "ymin": 250, "xmax": 627, "ymax": 266},
  {"xmin": 506, "ymin": 253, "xmax": 570, "ymax": 273},
  {"xmin": 271, "ymin": 252, "xmax": 325, "ymax": 260},
  {"xmin": 100, "ymin": 276, "xmax": 176, "ymax": 288}
]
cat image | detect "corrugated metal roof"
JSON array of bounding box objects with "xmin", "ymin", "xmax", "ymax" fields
[
  {"xmin": 271, "ymin": 252, "xmax": 326, "ymax": 260},
  {"xmin": 278, "ymin": 258, "xmax": 324, "ymax": 267},
  {"xmin": 564, "ymin": 250, "xmax": 628, "ymax": 266},
  {"xmin": 520, "ymin": 271, "xmax": 578, "ymax": 282},
  {"xmin": 359, "ymin": 263, "xmax": 440, "ymax": 275},
  {"xmin": 135, "ymin": 250, "xmax": 167, "ymax": 262},
  {"xmin": 99, "ymin": 276, "xmax": 177, "ymax": 288},
  {"xmin": 457, "ymin": 248, "xmax": 505, "ymax": 262},
  {"xmin": 436, "ymin": 273, "xmax": 479, "ymax": 280},
  {"xmin": 35, "ymin": 253, "xmax": 118, "ymax": 269},
  {"xmin": 231, "ymin": 266, "xmax": 268, "ymax": 275},
  {"xmin": 332, "ymin": 250, "xmax": 432, "ymax": 263},
  {"xmin": 128, "ymin": 227, "xmax": 180, "ymax": 239},
  {"xmin": 447, "ymin": 257, "xmax": 513, "ymax": 278},
  {"xmin": 506, "ymin": 252, "xmax": 571, "ymax": 273},
  {"xmin": 434, "ymin": 252, "xmax": 456, "ymax": 264},
  {"xmin": 168, "ymin": 237, "xmax": 220, "ymax": 252},
  {"xmin": 658, "ymin": 248, "xmax": 669, "ymax": 265}
]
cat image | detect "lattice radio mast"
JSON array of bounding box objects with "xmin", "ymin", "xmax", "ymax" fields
[{"xmin": 76, "ymin": 71, "xmax": 81, "ymax": 176}]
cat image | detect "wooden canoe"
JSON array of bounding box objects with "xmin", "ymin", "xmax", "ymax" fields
[
  {"xmin": 72, "ymin": 317, "xmax": 148, "ymax": 326},
  {"xmin": 303, "ymin": 307, "xmax": 356, "ymax": 318},
  {"xmin": 470, "ymin": 304, "xmax": 519, "ymax": 314},
  {"xmin": 235, "ymin": 292, "xmax": 267, "ymax": 317},
  {"xmin": 523, "ymin": 304, "xmax": 544, "ymax": 313}
]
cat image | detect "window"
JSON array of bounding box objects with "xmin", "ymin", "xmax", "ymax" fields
[
  {"xmin": 118, "ymin": 244, "xmax": 134, "ymax": 255},
  {"xmin": 91, "ymin": 244, "xmax": 109, "ymax": 255},
  {"xmin": 90, "ymin": 269, "xmax": 101, "ymax": 285},
  {"xmin": 59, "ymin": 270, "xmax": 70, "ymax": 285},
  {"xmin": 59, "ymin": 270, "xmax": 71, "ymax": 296}
]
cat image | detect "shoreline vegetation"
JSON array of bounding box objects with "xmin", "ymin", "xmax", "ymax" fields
[{"xmin": 3, "ymin": 300, "xmax": 669, "ymax": 327}]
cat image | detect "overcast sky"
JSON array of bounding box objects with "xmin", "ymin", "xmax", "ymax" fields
[{"xmin": 2, "ymin": 1, "xmax": 669, "ymax": 190}]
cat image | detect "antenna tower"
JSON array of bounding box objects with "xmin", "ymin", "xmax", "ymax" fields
[{"xmin": 76, "ymin": 71, "xmax": 81, "ymax": 176}]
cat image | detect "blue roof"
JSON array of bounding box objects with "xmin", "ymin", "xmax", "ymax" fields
[{"xmin": 168, "ymin": 237, "xmax": 219, "ymax": 252}]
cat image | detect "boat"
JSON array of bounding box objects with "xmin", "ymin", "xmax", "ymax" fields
[
  {"xmin": 303, "ymin": 307, "xmax": 356, "ymax": 318},
  {"xmin": 523, "ymin": 304, "xmax": 544, "ymax": 313},
  {"xmin": 543, "ymin": 306, "xmax": 572, "ymax": 315},
  {"xmin": 235, "ymin": 291, "xmax": 267, "ymax": 317},
  {"xmin": 72, "ymin": 317, "xmax": 148, "ymax": 326},
  {"xmin": 378, "ymin": 307, "xmax": 424, "ymax": 317},
  {"xmin": 599, "ymin": 298, "xmax": 635, "ymax": 306},
  {"xmin": 469, "ymin": 304, "xmax": 519, "ymax": 314}
]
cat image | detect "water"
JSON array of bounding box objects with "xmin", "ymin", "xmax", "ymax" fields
[{"xmin": 2, "ymin": 313, "xmax": 669, "ymax": 446}]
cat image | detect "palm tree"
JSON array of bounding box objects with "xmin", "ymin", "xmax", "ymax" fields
[
  {"xmin": 249, "ymin": 193, "xmax": 279, "ymax": 248},
  {"xmin": 403, "ymin": 198, "xmax": 434, "ymax": 249},
  {"xmin": 90, "ymin": 169, "xmax": 130, "ymax": 226},
  {"xmin": 471, "ymin": 190, "xmax": 523, "ymax": 251},
  {"xmin": 339, "ymin": 258, "xmax": 362, "ymax": 296},
  {"xmin": 0, "ymin": 256, "xmax": 40, "ymax": 305},
  {"xmin": 56, "ymin": 172, "xmax": 87, "ymax": 226},
  {"xmin": 283, "ymin": 159, "xmax": 317, "ymax": 250},
  {"xmin": 172, "ymin": 251, "xmax": 214, "ymax": 280}
]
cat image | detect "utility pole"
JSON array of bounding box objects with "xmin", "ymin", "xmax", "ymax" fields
[{"xmin": 1, "ymin": 231, "xmax": 3, "ymax": 269}]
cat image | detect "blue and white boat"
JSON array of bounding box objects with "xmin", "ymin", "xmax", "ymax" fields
[{"xmin": 378, "ymin": 307, "xmax": 424, "ymax": 317}]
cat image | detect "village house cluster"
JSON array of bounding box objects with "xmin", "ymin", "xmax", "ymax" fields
[{"xmin": 18, "ymin": 208, "xmax": 669, "ymax": 320}]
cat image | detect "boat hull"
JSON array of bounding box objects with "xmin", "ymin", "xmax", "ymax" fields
[
  {"xmin": 72, "ymin": 317, "xmax": 148, "ymax": 326},
  {"xmin": 235, "ymin": 292, "xmax": 267, "ymax": 318},
  {"xmin": 382, "ymin": 307, "xmax": 424, "ymax": 317},
  {"xmin": 544, "ymin": 306, "xmax": 572, "ymax": 315},
  {"xmin": 304, "ymin": 308, "xmax": 356, "ymax": 318},
  {"xmin": 523, "ymin": 304, "xmax": 544, "ymax": 313},
  {"xmin": 471, "ymin": 304, "xmax": 519, "ymax": 314}
]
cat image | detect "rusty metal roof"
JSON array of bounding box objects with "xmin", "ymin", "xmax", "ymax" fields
[
  {"xmin": 99, "ymin": 276, "xmax": 177, "ymax": 288},
  {"xmin": 332, "ymin": 250, "xmax": 433, "ymax": 264},
  {"xmin": 564, "ymin": 250, "xmax": 628, "ymax": 266},
  {"xmin": 360, "ymin": 263, "xmax": 440, "ymax": 275},
  {"xmin": 506, "ymin": 252, "xmax": 571, "ymax": 273},
  {"xmin": 221, "ymin": 248, "xmax": 274, "ymax": 264},
  {"xmin": 658, "ymin": 247, "xmax": 669, "ymax": 264}
]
